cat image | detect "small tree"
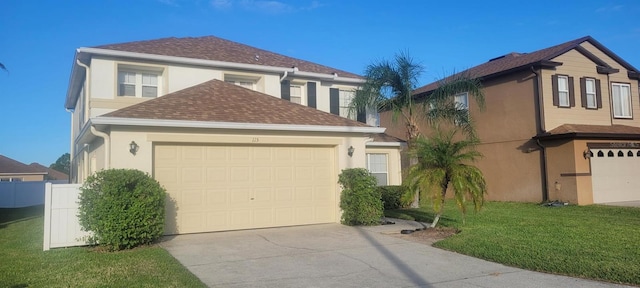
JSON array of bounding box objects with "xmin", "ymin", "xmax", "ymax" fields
[
  {"xmin": 338, "ymin": 168, "xmax": 383, "ymax": 226},
  {"xmin": 50, "ymin": 153, "xmax": 70, "ymax": 174},
  {"xmin": 404, "ymin": 128, "xmax": 487, "ymax": 227},
  {"xmin": 78, "ymin": 169, "xmax": 166, "ymax": 250}
]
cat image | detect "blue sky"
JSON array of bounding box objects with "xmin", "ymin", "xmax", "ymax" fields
[{"xmin": 1, "ymin": 0, "xmax": 639, "ymax": 166}]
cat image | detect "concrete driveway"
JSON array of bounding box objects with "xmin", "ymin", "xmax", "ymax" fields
[{"xmin": 161, "ymin": 221, "xmax": 630, "ymax": 288}]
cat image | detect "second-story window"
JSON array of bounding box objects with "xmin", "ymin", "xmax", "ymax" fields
[
  {"xmin": 290, "ymin": 84, "xmax": 303, "ymax": 105},
  {"xmin": 585, "ymin": 78, "xmax": 596, "ymax": 109},
  {"xmin": 557, "ymin": 75, "xmax": 570, "ymax": 107},
  {"xmin": 454, "ymin": 92, "xmax": 469, "ymax": 125},
  {"xmin": 118, "ymin": 70, "xmax": 161, "ymax": 98},
  {"xmin": 612, "ymin": 83, "xmax": 632, "ymax": 118},
  {"xmin": 339, "ymin": 90, "xmax": 356, "ymax": 120}
]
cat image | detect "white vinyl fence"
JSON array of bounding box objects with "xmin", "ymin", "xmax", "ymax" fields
[
  {"xmin": 43, "ymin": 183, "xmax": 91, "ymax": 251},
  {"xmin": 0, "ymin": 180, "xmax": 67, "ymax": 208}
]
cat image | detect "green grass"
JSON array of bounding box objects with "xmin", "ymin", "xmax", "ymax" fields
[
  {"xmin": 386, "ymin": 201, "xmax": 640, "ymax": 286},
  {"xmin": 0, "ymin": 206, "xmax": 206, "ymax": 288}
]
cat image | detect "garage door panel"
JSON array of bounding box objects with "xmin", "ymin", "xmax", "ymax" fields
[
  {"xmin": 591, "ymin": 149, "xmax": 640, "ymax": 203},
  {"xmin": 156, "ymin": 144, "xmax": 336, "ymax": 234}
]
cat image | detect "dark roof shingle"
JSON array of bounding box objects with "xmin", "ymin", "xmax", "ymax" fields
[
  {"xmin": 103, "ymin": 79, "xmax": 371, "ymax": 128},
  {"xmin": 414, "ymin": 36, "xmax": 638, "ymax": 95},
  {"xmin": 0, "ymin": 155, "xmax": 46, "ymax": 174},
  {"xmin": 94, "ymin": 36, "xmax": 361, "ymax": 79},
  {"xmin": 536, "ymin": 124, "xmax": 640, "ymax": 140}
]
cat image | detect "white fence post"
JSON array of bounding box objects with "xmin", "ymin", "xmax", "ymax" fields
[{"xmin": 43, "ymin": 183, "xmax": 52, "ymax": 251}]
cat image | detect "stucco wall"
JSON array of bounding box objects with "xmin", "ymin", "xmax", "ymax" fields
[{"xmin": 380, "ymin": 69, "xmax": 544, "ymax": 202}]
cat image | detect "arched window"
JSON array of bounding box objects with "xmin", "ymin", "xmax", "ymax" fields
[
  {"xmin": 598, "ymin": 151, "xmax": 604, "ymax": 157},
  {"xmin": 608, "ymin": 150, "xmax": 614, "ymax": 157},
  {"xmin": 618, "ymin": 151, "xmax": 624, "ymax": 157}
]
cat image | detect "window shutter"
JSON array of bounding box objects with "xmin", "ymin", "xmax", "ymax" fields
[
  {"xmin": 307, "ymin": 82, "xmax": 317, "ymax": 108},
  {"xmin": 329, "ymin": 88, "xmax": 339, "ymax": 115},
  {"xmin": 580, "ymin": 77, "xmax": 587, "ymax": 107},
  {"xmin": 595, "ymin": 79, "xmax": 602, "ymax": 109},
  {"xmin": 281, "ymin": 80, "xmax": 290, "ymax": 101},
  {"xmin": 357, "ymin": 110, "xmax": 366, "ymax": 123},
  {"xmin": 568, "ymin": 76, "xmax": 575, "ymax": 107},
  {"xmin": 552, "ymin": 75, "xmax": 559, "ymax": 107}
]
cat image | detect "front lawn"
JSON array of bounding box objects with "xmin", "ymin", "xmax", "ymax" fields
[
  {"xmin": 0, "ymin": 206, "xmax": 205, "ymax": 288},
  {"xmin": 386, "ymin": 201, "xmax": 640, "ymax": 286}
]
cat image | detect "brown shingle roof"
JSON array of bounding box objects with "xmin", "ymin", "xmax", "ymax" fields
[
  {"xmin": 29, "ymin": 163, "xmax": 69, "ymax": 181},
  {"xmin": 102, "ymin": 79, "xmax": 371, "ymax": 127},
  {"xmin": 367, "ymin": 133, "xmax": 405, "ymax": 143},
  {"xmin": 536, "ymin": 124, "xmax": 640, "ymax": 140},
  {"xmin": 94, "ymin": 36, "xmax": 361, "ymax": 79},
  {"xmin": 0, "ymin": 155, "xmax": 46, "ymax": 175},
  {"xmin": 414, "ymin": 36, "xmax": 638, "ymax": 95}
]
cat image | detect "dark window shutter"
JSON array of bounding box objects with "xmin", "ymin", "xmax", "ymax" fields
[
  {"xmin": 595, "ymin": 79, "xmax": 602, "ymax": 109},
  {"xmin": 552, "ymin": 75, "xmax": 559, "ymax": 107},
  {"xmin": 357, "ymin": 110, "xmax": 366, "ymax": 123},
  {"xmin": 329, "ymin": 88, "xmax": 339, "ymax": 115},
  {"xmin": 580, "ymin": 77, "xmax": 587, "ymax": 108},
  {"xmin": 568, "ymin": 76, "xmax": 575, "ymax": 107},
  {"xmin": 281, "ymin": 80, "xmax": 290, "ymax": 101},
  {"xmin": 307, "ymin": 82, "xmax": 316, "ymax": 108}
]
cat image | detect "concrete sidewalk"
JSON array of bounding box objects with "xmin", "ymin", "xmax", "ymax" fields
[{"xmin": 161, "ymin": 220, "xmax": 630, "ymax": 288}]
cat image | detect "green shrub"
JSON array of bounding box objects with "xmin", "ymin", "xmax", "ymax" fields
[
  {"xmin": 378, "ymin": 185, "xmax": 407, "ymax": 210},
  {"xmin": 338, "ymin": 168, "xmax": 383, "ymax": 226},
  {"xmin": 78, "ymin": 169, "xmax": 166, "ymax": 251}
]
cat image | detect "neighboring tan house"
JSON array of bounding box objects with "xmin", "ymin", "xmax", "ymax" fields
[
  {"xmin": 0, "ymin": 155, "xmax": 68, "ymax": 181},
  {"xmin": 64, "ymin": 36, "xmax": 403, "ymax": 235},
  {"xmin": 381, "ymin": 36, "xmax": 640, "ymax": 205}
]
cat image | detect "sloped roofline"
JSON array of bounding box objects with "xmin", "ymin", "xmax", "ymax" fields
[
  {"xmin": 65, "ymin": 40, "xmax": 365, "ymax": 109},
  {"xmin": 414, "ymin": 36, "xmax": 639, "ymax": 96}
]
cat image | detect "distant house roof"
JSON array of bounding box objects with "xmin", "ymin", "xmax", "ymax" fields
[
  {"xmin": 0, "ymin": 155, "xmax": 45, "ymax": 175},
  {"xmin": 28, "ymin": 163, "xmax": 68, "ymax": 181},
  {"xmin": 102, "ymin": 79, "xmax": 371, "ymax": 128},
  {"xmin": 535, "ymin": 124, "xmax": 640, "ymax": 140},
  {"xmin": 94, "ymin": 36, "xmax": 362, "ymax": 79},
  {"xmin": 414, "ymin": 36, "xmax": 640, "ymax": 95}
]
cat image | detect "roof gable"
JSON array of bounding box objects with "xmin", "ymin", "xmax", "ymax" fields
[
  {"xmin": 93, "ymin": 36, "xmax": 361, "ymax": 79},
  {"xmin": 414, "ymin": 36, "xmax": 639, "ymax": 95},
  {"xmin": 102, "ymin": 79, "xmax": 371, "ymax": 128},
  {"xmin": 0, "ymin": 155, "xmax": 46, "ymax": 175}
]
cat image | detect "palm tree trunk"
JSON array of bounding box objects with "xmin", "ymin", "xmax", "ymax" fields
[
  {"xmin": 430, "ymin": 185, "xmax": 448, "ymax": 228},
  {"xmin": 407, "ymin": 119, "xmax": 421, "ymax": 208}
]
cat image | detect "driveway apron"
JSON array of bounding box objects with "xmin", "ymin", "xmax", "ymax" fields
[{"xmin": 161, "ymin": 223, "xmax": 631, "ymax": 288}]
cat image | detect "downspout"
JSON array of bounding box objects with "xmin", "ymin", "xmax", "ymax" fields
[
  {"xmin": 279, "ymin": 70, "xmax": 289, "ymax": 82},
  {"xmin": 90, "ymin": 126, "xmax": 110, "ymax": 169},
  {"xmin": 531, "ymin": 66, "xmax": 549, "ymax": 202},
  {"xmin": 66, "ymin": 109, "xmax": 75, "ymax": 182},
  {"xmin": 76, "ymin": 59, "xmax": 90, "ymax": 126}
]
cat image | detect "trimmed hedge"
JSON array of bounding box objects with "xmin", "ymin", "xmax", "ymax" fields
[
  {"xmin": 78, "ymin": 169, "xmax": 166, "ymax": 251},
  {"xmin": 378, "ymin": 185, "xmax": 407, "ymax": 210},
  {"xmin": 338, "ymin": 168, "xmax": 383, "ymax": 226}
]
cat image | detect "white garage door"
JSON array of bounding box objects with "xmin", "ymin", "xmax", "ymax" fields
[
  {"xmin": 591, "ymin": 149, "xmax": 640, "ymax": 203},
  {"xmin": 155, "ymin": 144, "xmax": 337, "ymax": 234}
]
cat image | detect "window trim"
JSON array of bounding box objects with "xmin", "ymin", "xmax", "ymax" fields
[
  {"xmin": 552, "ymin": 74, "xmax": 575, "ymax": 108},
  {"xmin": 580, "ymin": 77, "xmax": 601, "ymax": 110},
  {"xmin": 224, "ymin": 74, "xmax": 260, "ymax": 91},
  {"xmin": 557, "ymin": 75, "xmax": 570, "ymax": 107},
  {"xmin": 366, "ymin": 153, "xmax": 388, "ymax": 186},
  {"xmin": 611, "ymin": 82, "xmax": 633, "ymax": 119},
  {"xmin": 117, "ymin": 66, "xmax": 163, "ymax": 98}
]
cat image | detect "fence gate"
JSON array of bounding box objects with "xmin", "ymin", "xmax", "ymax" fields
[{"xmin": 43, "ymin": 183, "xmax": 91, "ymax": 251}]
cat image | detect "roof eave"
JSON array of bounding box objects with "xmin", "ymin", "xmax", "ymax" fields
[
  {"xmin": 91, "ymin": 117, "xmax": 385, "ymax": 134},
  {"xmin": 534, "ymin": 132, "xmax": 640, "ymax": 141},
  {"xmin": 77, "ymin": 47, "xmax": 364, "ymax": 84}
]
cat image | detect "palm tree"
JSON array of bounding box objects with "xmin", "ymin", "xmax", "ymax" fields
[
  {"xmin": 404, "ymin": 128, "xmax": 487, "ymax": 227},
  {"xmin": 350, "ymin": 51, "xmax": 485, "ymax": 147}
]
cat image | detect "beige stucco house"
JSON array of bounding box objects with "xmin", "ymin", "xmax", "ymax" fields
[
  {"xmin": 382, "ymin": 36, "xmax": 640, "ymax": 205},
  {"xmin": 65, "ymin": 36, "xmax": 403, "ymax": 234}
]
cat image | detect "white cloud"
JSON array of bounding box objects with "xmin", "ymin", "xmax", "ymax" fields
[
  {"xmin": 595, "ymin": 5, "xmax": 624, "ymax": 13},
  {"xmin": 211, "ymin": 0, "xmax": 233, "ymax": 9},
  {"xmin": 210, "ymin": 0, "xmax": 322, "ymax": 14}
]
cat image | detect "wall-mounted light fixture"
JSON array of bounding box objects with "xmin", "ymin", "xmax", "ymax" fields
[
  {"xmin": 347, "ymin": 146, "xmax": 355, "ymax": 157},
  {"xmin": 129, "ymin": 141, "xmax": 139, "ymax": 155},
  {"xmin": 583, "ymin": 149, "xmax": 593, "ymax": 159}
]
